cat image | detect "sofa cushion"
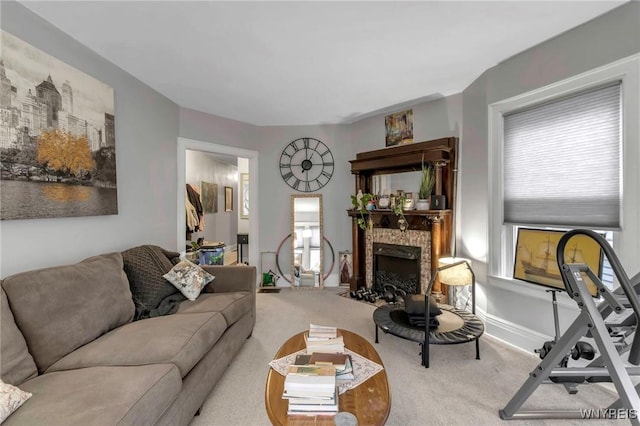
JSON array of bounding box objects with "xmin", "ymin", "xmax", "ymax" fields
[
  {"xmin": 122, "ymin": 245, "xmax": 184, "ymax": 320},
  {"xmin": 3, "ymin": 364, "xmax": 181, "ymax": 426},
  {"xmin": 176, "ymin": 292, "xmax": 252, "ymax": 327},
  {"xmin": 0, "ymin": 379, "xmax": 32, "ymax": 423},
  {"xmin": 47, "ymin": 312, "xmax": 227, "ymax": 377},
  {"xmin": 0, "ymin": 290, "xmax": 37, "ymax": 386},
  {"xmin": 1, "ymin": 252, "xmax": 134, "ymax": 373},
  {"xmin": 163, "ymin": 260, "xmax": 214, "ymax": 301}
]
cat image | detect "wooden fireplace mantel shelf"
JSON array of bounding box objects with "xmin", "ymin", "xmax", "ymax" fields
[
  {"xmin": 347, "ymin": 209, "xmax": 451, "ymax": 232},
  {"xmin": 348, "ymin": 137, "xmax": 458, "ymax": 292},
  {"xmin": 347, "ymin": 209, "xmax": 452, "ymax": 217}
]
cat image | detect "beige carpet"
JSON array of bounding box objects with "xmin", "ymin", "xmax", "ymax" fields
[{"xmin": 191, "ymin": 288, "xmax": 619, "ymax": 426}]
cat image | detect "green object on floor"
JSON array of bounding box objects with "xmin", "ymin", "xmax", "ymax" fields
[{"xmin": 262, "ymin": 273, "xmax": 274, "ymax": 285}]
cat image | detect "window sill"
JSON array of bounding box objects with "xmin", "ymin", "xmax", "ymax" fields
[{"xmin": 486, "ymin": 275, "xmax": 581, "ymax": 310}]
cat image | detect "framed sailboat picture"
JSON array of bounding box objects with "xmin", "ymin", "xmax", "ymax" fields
[{"xmin": 513, "ymin": 228, "xmax": 603, "ymax": 296}]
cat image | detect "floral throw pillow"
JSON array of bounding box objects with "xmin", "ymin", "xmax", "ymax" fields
[
  {"xmin": 0, "ymin": 379, "xmax": 32, "ymax": 423},
  {"xmin": 163, "ymin": 260, "xmax": 215, "ymax": 301}
]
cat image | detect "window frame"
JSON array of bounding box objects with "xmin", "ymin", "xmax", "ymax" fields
[{"xmin": 488, "ymin": 54, "xmax": 640, "ymax": 293}]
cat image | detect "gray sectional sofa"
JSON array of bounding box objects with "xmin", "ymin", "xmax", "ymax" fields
[{"xmin": 1, "ymin": 247, "xmax": 256, "ymax": 425}]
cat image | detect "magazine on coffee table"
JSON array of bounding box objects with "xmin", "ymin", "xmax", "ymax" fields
[{"xmin": 269, "ymin": 348, "xmax": 383, "ymax": 394}]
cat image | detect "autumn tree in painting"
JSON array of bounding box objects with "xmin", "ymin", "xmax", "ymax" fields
[{"xmin": 36, "ymin": 129, "xmax": 96, "ymax": 179}]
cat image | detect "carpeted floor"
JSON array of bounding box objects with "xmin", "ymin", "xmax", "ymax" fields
[{"xmin": 191, "ymin": 287, "xmax": 619, "ymax": 426}]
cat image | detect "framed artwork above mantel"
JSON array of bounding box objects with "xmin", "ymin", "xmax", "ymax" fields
[{"xmin": 385, "ymin": 109, "xmax": 414, "ymax": 147}]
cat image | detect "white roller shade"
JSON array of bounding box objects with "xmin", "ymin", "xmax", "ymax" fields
[{"xmin": 503, "ymin": 82, "xmax": 621, "ymax": 229}]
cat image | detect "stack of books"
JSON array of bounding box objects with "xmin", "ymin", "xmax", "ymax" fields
[
  {"xmin": 304, "ymin": 324, "xmax": 345, "ymax": 353},
  {"xmin": 283, "ymin": 364, "xmax": 338, "ymax": 416}
]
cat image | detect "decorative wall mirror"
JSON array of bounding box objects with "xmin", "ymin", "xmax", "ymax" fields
[{"xmin": 291, "ymin": 194, "xmax": 323, "ymax": 288}]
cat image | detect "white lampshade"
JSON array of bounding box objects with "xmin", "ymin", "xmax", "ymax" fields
[{"xmin": 437, "ymin": 257, "xmax": 473, "ymax": 286}]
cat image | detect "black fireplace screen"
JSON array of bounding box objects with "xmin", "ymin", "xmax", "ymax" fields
[{"xmin": 373, "ymin": 243, "xmax": 421, "ymax": 295}]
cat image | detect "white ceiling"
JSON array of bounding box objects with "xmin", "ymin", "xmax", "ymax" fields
[{"xmin": 20, "ymin": 1, "xmax": 627, "ymax": 126}]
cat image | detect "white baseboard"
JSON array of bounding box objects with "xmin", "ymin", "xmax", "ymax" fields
[{"xmin": 478, "ymin": 307, "xmax": 551, "ymax": 353}]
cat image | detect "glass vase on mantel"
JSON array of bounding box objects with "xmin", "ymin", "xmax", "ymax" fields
[{"xmin": 402, "ymin": 192, "xmax": 415, "ymax": 211}]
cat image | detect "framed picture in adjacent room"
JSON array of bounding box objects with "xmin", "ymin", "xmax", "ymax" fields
[
  {"xmin": 339, "ymin": 251, "xmax": 353, "ymax": 285},
  {"xmin": 225, "ymin": 186, "xmax": 233, "ymax": 212},
  {"xmin": 240, "ymin": 173, "xmax": 249, "ymax": 219},
  {"xmin": 201, "ymin": 181, "xmax": 218, "ymax": 213}
]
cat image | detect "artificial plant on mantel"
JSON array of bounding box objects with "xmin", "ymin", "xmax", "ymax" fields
[
  {"xmin": 417, "ymin": 156, "xmax": 435, "ymax": 210},
  {"xmin": 350, "ymin": 192, "xmax": 406, "ymax": 231},
  {"xmin": 350, "ymin": 192, "xmax": 373, "ymax": 230}
]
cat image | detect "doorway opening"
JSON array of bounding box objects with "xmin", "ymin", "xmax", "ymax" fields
[{"xmin": 177, "ymin": 138, "xmax": 259, "ymax": 277}]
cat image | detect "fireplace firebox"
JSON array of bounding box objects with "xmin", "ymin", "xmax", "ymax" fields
[{"xmin": 372, "ymin": 243, "xmax": 421, "ymax": 295}]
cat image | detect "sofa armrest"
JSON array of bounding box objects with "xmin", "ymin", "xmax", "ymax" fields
[{"xmin": 200, "ymin": 265, "xmax": 256, "ymax": 294}]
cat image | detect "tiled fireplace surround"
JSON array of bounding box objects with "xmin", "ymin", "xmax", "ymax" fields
[{"xmin": 365, "ymin": 228, "xmax": 431, "ymax": 294}]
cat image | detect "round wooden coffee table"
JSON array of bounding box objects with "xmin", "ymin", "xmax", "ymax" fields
[{"xmin": 265, "ymin": 329, "xmax": 390, "ymax": 426}]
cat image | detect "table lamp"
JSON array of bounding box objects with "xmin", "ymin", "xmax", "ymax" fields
[{"xmin": 435, "ymin": 257, "xmax": 475, "ymax": 314}]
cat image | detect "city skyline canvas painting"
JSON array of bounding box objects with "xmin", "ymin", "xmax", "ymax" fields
[{"xmin": 0, "ymin": 30, "xmax": 117, "ymax": 220}]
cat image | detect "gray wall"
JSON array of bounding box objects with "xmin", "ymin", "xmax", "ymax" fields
[
  {"xmin": 253, "ymin": 125, "xmax": 352, "ymax": 286},
  {"xmin": 0, "ymin": 1, "xmax": 180, "ymax": 277},
  {"xmin": 179, "ymin": 107, "xmax": 258, "ymax": 151},
  {"xmin": 460, "ymin": 1, "xmax": 640, "ymax": 350},
  {"xmin": 178, "ymin": 118, "xmax": 354, "ymax": 286},
  {"xmin": 179, "ymin": 98, "xmax": 463, "ymax": 286}
]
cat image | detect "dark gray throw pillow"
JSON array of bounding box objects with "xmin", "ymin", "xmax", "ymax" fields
[{"xmin": 403, "ymin": 294, "xmax": 442, "ymax": 317}]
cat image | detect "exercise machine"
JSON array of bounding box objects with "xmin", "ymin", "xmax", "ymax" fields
[
  {"xmin": 500, "ymin": 229, "xmax": 640, "ymax": 423},
  {"xmin": 533, "ymin": 289, "xmax": 596, "ymax": 395}
]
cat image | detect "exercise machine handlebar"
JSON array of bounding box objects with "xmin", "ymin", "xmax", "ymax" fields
[{"xmin": 556, "ymin": 229, "xmax": 640, "ymax": 365}]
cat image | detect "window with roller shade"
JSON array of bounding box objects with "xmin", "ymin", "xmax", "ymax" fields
[
  {"xmin": 488, "ymin": 55, "xmax": 639, "ymax": 291},
  {"xmin": 503, "ymin": 82, "xmax": 621, "ymax": 229}
]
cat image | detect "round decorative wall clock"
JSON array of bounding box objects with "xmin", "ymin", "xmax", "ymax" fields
[{"xmin": 279, "ymin": 137, "xmax": 334, "ymax": 192}]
